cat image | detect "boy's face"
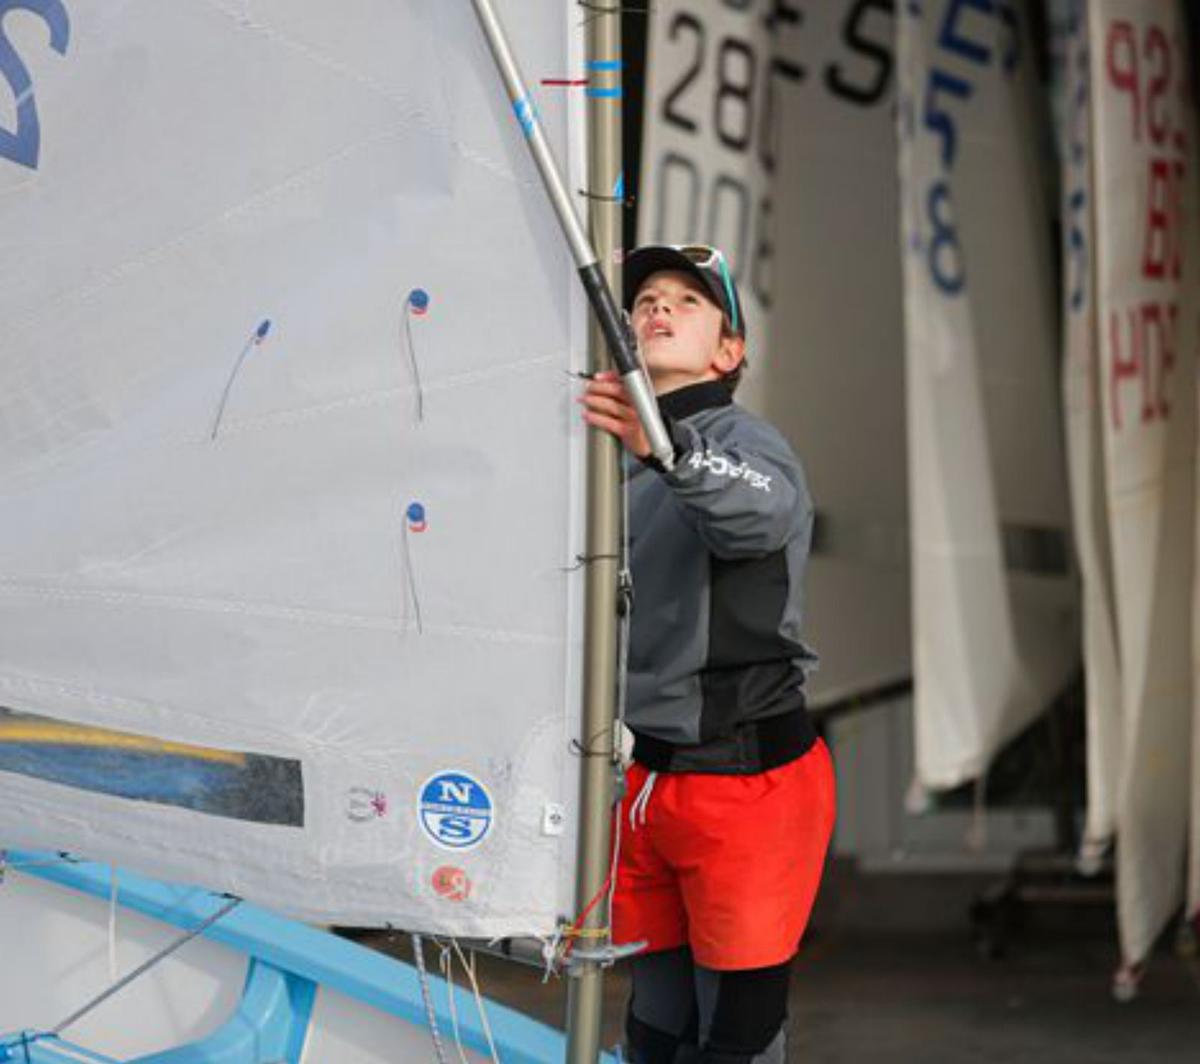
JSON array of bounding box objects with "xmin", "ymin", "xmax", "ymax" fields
[{"xmin": 630, "ymin": 270, "xmax": 744, "ymax": 395}]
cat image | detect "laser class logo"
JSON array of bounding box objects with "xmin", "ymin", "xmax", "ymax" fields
[{"xmin": 417, "ymin": 770, "xmax": 494, "ymax": 851}]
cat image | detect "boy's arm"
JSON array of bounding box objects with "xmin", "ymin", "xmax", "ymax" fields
[
  {"xmin": 650, "ymin": 417, "xmax": 811, "ymax": 558},
  {"xmin": 578, "ymin": 371, "xmax": 812, "ymax": 557}
]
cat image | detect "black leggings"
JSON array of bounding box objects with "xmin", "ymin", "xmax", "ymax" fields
[{"xmin": 625, "ymin": 947, "xmax": 791, "ymax": 1063}]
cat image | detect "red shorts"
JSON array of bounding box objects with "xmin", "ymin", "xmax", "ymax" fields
[{"xmin": 612, "ymin": 738, "xmax": 835, "ymax": 971}]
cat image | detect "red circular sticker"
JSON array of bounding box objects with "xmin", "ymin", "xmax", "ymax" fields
[{"xmin": 431, "ymin": 865, "xmax": 471, "ymax": 902}]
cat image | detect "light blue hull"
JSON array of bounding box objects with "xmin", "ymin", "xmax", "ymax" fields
[{"xmin": 0, "ymin": 850, "xmax": 611, "ymax": 1063}]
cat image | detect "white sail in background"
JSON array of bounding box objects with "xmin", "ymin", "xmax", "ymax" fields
[
  {"xmin": 898, "ymin": 0, "xmax": 1078, "ymax": 790},
  {"xmin": 763, "ymin": 1, "xmax": 909, "ymax": 705},
  {"xmin": 1059, "ymin": 0, "xmax": 1122, "ymax": 864},
  {"xmin": 0, "ymin": 1, "xmax": 588, "ymax": 938},
  {"xmin": 1088, "ymin": 0, "xmax": 1198, "ymax": 967},
  {"xmin": 638, "ymin": 0, "xmax": 780, "ymax": 407}
]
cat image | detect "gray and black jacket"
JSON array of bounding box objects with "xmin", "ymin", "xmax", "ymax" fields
[{"xmin": 626, "ymin": 380, "xmax": 818, "ymax": 775}]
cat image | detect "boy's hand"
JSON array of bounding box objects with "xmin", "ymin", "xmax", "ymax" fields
[{"xmin": 578, "ymin": 370, "xmax": 652, "ymax": 459}]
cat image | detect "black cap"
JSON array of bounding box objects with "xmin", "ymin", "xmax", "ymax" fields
[{"xmin": 622, "ymin": 245, "xmax": 746, "ymax": 338}]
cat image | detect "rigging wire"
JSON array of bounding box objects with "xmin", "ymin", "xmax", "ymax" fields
[
  {"xmin": 50, "ymin": 895, "xmax": 242, "ymax": 1038},
  {"xmin": 411, "ymin": 932, "xmax": 450, "ymax": 1064}
]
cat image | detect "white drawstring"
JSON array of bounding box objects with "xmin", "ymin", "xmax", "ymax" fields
[{"xmin": 628, "ymin": 771, "xmax": 658, "ymax": 831}]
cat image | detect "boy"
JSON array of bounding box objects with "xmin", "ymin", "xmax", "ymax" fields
[{"xmin": 579, "ymin": 245, "xmax": 835, "ymax": 1063}]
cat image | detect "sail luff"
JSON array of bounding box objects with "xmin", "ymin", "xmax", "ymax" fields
[
  {"xmin": 1, "ymin": 0, "xmax": 588, "ymax": 939},
  {"xmin": 465, "ymin": 2, "xmax": 629, "ymax": 1055}
]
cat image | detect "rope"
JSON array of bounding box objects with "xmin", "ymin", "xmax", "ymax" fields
[
  {"xmin": 549, "ymin": 385, "xmax": 635, "ymax": 975},
  {"xmin": 435, "ymin": 943, "xmax": 470, "ymax": 1064},
  {"xmin": 211, "ymin": 320, "xmax": 270, "ymax": 440},
  {"xmin": 452, "ymin": 940, "xmax": 501, "ymax": 1063},
  {"xmin": 560, "ymin": 446, "xmax": 633, "ymax": 965},
  {"xmin": 411, "ymin": 933, "xmax": 449, "ymax": 1064},
  {"xmin": 560, "ymin": 863, "xmax": 615, "ymax": 961},
  {"xmin": 561, "ymin": 552, "xmax": 620, "ymax": 575},
  {"xmin": 401, "ymin": 296, "xmax": 426, "ymax": 422},
  {"xmin": 576, "ymin": 186, "xmax": 635, "ymax": 208},
  {"xmin": 607, "ymin": 445, "xmax": 634, "ymax": 929},
  {"xmin": 565, "ymin": 926, "xmax": 610, "ymax": 940},
  {"xmin": 540, "ymin": 927, "xmax": 564, "ymax": 984},
  {"xmin": 401, "ymin": 510, "xmax": 424, "ymax": 634},
  {"xmin": 616, "ymin": 460, "xmax": 632, "ymax": 737}
]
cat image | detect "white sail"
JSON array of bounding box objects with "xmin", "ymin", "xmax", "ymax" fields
[
  {"xmin": 760, "ymin": 1, "xmax": 910, "ymax": 705},
  {"xmin": 0, "ymin": 1, "xmax": 588, "ymax": 938},
  {"xmin": 1088, "ymin": 0, "xmax": 1198, "ymax": 967},
  {"xmin": 1059, "ymin": 0, "xmax": 1122, "ymax": 863},
  {"xmin": 898, "ymin": 0, "xmax": 1079, "ymax": 790}
]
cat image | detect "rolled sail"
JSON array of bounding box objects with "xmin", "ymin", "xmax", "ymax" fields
[{"xmin": 897, "ymin": 0, "xmax": 1079, "ymax": 790}]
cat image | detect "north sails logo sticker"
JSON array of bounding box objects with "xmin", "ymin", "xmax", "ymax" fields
[
  {"xmin": 688, "ymin": 449, "xmax": 772, "ymax": 492},
  {"xmin": 418, "ymin": 770, "xmax": 494, "ymax": 851}
]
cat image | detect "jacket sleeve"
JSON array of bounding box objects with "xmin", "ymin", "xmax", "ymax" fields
[{"xmin": 650, "ymin": 415, "xmax": 813, "ymax": 559}]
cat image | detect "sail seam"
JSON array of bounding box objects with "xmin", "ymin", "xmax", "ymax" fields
[
  {"xmin": 211, "ymin": 353, "xmax": 561, "ymax": 440},
  {"xmin": 0, "ymin": 581, "xmax": 564, "ymax": 645},
  {"xmin": 3, "ymin": 135, "xmax": 399, "ymax": 361},
  {"xmin": 0, "ymin": 353, "xmax": 569, "ymax": 497},
  {"xmin": 201, "ymin": 0, "xmax": 531, "ymax": 188}
]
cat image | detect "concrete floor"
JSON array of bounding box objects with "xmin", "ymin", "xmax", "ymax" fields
[
  {"xmin": 781, "ymin": 862, "xmax": 1200, "ymax": 1063},
  {"xmin": 358, "ymin": 859, "xmax": 1200, "ymax": 1061}
]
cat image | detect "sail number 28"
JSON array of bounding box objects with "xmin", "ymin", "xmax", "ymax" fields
[
  {"xmin": 0, "ymin": 0, "xmax": 70, "ymax": 171},
  {"xmin": 649, "ymin": 1, "xmax": 895, "ymax": 314}
]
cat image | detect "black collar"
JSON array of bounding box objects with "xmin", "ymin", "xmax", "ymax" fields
[{"xmin": 658, "ymin": 380, "xmax": 734, "ymax": 421}]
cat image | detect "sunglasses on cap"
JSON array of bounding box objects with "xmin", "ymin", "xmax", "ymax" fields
[{"xmin": 673, "ymin": 244, "xmax": 741, "ymax": 335}]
